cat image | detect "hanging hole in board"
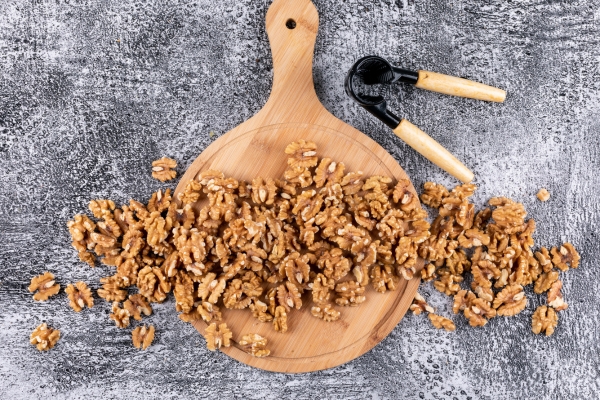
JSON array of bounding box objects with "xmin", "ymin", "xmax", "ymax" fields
[{"xmin": 286, "ymin": 19, "xmax": 296, "ymax": 29}]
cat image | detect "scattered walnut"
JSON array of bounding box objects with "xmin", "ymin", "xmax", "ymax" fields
[
  {"xmin": 273, "ymin": 306, "xmax": 288, "ymax": 333},
  {"xmin": 535, "ymin": 247, "xmax": 553, "ymax": 273},
  {"xmin": 420, "ymin": 182, "xmax": 449, "ymax": 208},
  {"xmin": 534, "ymin": 271, "xmax": 559, "ymax": 294},
  {"xmin": 492, "ymin": 284, "xmax": 527, "ymax": 316},
  {"xmin": 410, "ymin": 292, "xmax": 434, "ymax": 315},
  {"xmin": 29, "ymin": 272, "xmax": 60, "ymax": 302},
  {"xmin": 123, "ymin": 294, "xmax": 152, "ymax": 321},
  {"xmin": 65, "ymin": 282, "xmax": 94, "ymax": 312},
  {"xmin": 532, "ymin": 306, "xmax": 558, "ymax": 336},
  {"xmin": 464, "ymin": 298, "xmax": 496, "ymax": 327},
  {"xmin": 152, "ymin": 157, "xmax": 177, "ymax": 182},
  {"xmin": 277, "ymin": 281, "xmax": 302, "ymax": 311},
  {"xmin": 249, "ymin": 299, "xmax": 271, "ymax": 322},
  {"xmin": 370, "ymin": 264, "xmax": 398, "ymax": 293},
  {"xmin": 428, "ymin": 314, "xmax": 455, "ymax": 332},
  {"xmin": 551, "ymin": 243, "xmax": 579, "ymax": 271},
  {"xmin": 30, "ymin": 323, "xmax": 60, "ymax": 351},
  {"xmin": 311, "ymin": 303, "xmax": 341, "ymax": 321},
  {"xmin": 434, "ymin": 273, "xmax": 463, "ymax": 296},
  {"xmin": 205, "ymin": 322, "xmax": 233, "ymax": 351},
  {"xmin": 238, "ymin": 333, "xmax": 270, "ymax": 357},
  {"xmin": 420, "ymin": 263, "xmax": 436, "ymax": 282},
  {"xmin": 285, "ymin": 139, "xmax": 318, "ymax": 168},
  {"xmin": 547, "ymin": 280, "xmax": 568, "ymax": 311},
  {"xmin": 340, "ymin": 171, "xmax": 364, "ymax": 195},
  {"xmin": 251, "ymin": 177, "xmax": 277, "ymax": 205},
  {"xmin": 314, "ymin": 158, "xmax": 345, "ymax": 188},
  {"xmin": 97, "ymin": 275, "xmax": 128, "ymax": 302},
  {"xmin": 335, "ymin": 281, "xmax": 366, "ymax": 307},
  {"xmin": 198, "ymin": 273, "xmax": 226, "ymax": 304},
  {"xmin": 132, "ymin": 325, "xmax": 155, "ymax": 350},
  {"xmin": 109, "ymin": 302, "xmax": 131, "ymax": 328},
  {"xmin": 451, "ymin": 290, "xmax": 474, "ymax": 314},
  {"xmin": 536, "ymin": 188, "xmax": 550, "ymax": 202}
]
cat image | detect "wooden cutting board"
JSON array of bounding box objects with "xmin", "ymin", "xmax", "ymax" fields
[{"xmin": 174, "ymin": 0, "xmax": 423, "ymax": 373}]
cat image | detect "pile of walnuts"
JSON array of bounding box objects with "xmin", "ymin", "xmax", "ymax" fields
[
  {"xmin": 62, "ymin": 140, "xmax": 429, "ymax": 355},
  {"xmin": 31, "ymin": 140, "xmax": 580, "ymax": 355},
  {"xmin": 410, "ymin": 182, "xmax": 580, "ymax": 335}
]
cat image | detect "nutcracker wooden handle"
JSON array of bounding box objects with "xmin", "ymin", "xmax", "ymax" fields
[
  {"xmin": 415, "ymin": 70, "xmax": 506, "ymax": 102},
  {"xmin": 393, "ymin": 119, "xmax": 474, "ymax": 183}
]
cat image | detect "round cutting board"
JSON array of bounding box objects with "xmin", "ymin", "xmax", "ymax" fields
[{"xmin": 174, "ymin": 0, "xmax": 423, "ymax": 373}]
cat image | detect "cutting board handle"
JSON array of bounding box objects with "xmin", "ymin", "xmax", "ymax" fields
[{"xmin": 262, "ymin": 0, "xmax": 324, "ymax": 123}]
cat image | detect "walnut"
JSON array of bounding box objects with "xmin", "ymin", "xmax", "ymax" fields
[
  {"xmin": 452, "ymin": 290, "xmax": 476, "ymax": 314},
  {"xmin": 251, "ymin": 177, "xmax": 277, "ymax": 205},
  {"xmin": 444, "ymin": 249, "xmax": 471, "ymax": 276},
  {"xmin": 137, "ymin": 267, "xmax": 171, "ymax": 303},
  {"xmin": 109, "ymin": 302, "xmax": 131, "ymax": 328},
  {"xmin": 144, "ymin": 211, "xmax": 169, "ymax": 253},
  {"xmin": 547, "ymin": 280, "xmax": 568, "ymax": 311},
  {"xmin": 30, "ymin": 323, "xmax": 60, "ymax": 351},
  {"xmin": 340, "ymin": 171, "xmax": 364, "ymax": 195},
  {"xmin": 471, "ymin": 260, "xmax": 500, "ymax": 289},
  {"xmin": 29, "ymin": 272, "xmax": 60, "ymax": 301},
  {"xmin": 116, "ymin": 258, "xmax": 140, "ymax": 287},
  {"xmin": 410, "ymin": 292, "xmax": 434, "ymax": 315},
  {"xmin": 311, "ymin": 273, "xmax": 335, "ymax": 305},
  {"xmin": 273, "ymin": 306, "xmax": 288, "ymax": 333},
  {"xmin": 196, "ymin": 301, "xmax": 222, "ymax": 323},
  {"xmin": 534, "ymin": 271, "xmax": 559, "ymax": 294},
  {"xmin": 147, "ymin": 189, "xmax": 172, "ymax": 214},
  {"xmin": 284, "ymin": 253, "xmax": 312, "ymax": 286},
  {"xmin": 223, "ymin": 279, "xmax": 253, "ymax": 309},
  {"xmin": 335, "ymin": 281, "xmax": 366, "ymax": 306},
  {"xmin": 318, "ymin": 248, "xmax": 351, "ymax": 281},
  {"xmin": 532, "ymin": 306, "xmax": 558, "ymax": 336},
  {"xmin": 473, "ymin": 208, "xmax": 492, "ymax": 230},
  {"xmin": 292, "ymin": 190, "xmax": 323, "ymax": 222},
  {"xmin": 311, "ymin": 303, "xmax": 341, "ymax": 321},
  {"xmin": 123, "ymin": 294, "xmax": 152, "ymax": 321},
  {"xmin": 198, "ymin": 169, "xmax": 224, "ymax": 187},
  {"xmin": 284, "ymin": 165, "xmax": 313, "ymax": 188},
  {"xmin": 428, "ymin": 314, "xmax": 456, "ymax": 332},
  {"xmin": 132, "ymin": 325, "xmax": 155, "ymax": 350},
  {"xmin": 376, "ymin": 209, "xmax": 405, "ymax": 244},
  {"xmin": 205, "ymin": 322, "xmax": 233, "ymax": 351},
  {"xmin": 238, "ymin": 333, "xmax": 270, "ymax": 357},
  {"xmin": 65, "ymin": 282, "xmax": 94, "ymax": 312},
  {"xmin": 334, "ymin": 224, "xmax": 369, "ymax": 253},
  {"xmin": 420, "ymin": 263, "xmax": 436, "ymax": 282},
  {"xmin": 420, "ymin": 182, "xmax": 449, "ymax": 208},
  {"xmin": 198, "ymin": 273, "xmax": 226, "ymax": 304},
  {"xmin": 88, "ymin": 199, "xmax": 116, "ymax": 219},
  {"xmin": 464, "ymin": 298, "xmax": 496, "ymax": 327},
  {"xmin": 491, "ymin": 200, "xmax": 527, "ymax": 233},
  {"xmin": 535, "ymin": 247, "xmax": 554, "ymax": 273},
  {"xmin": 249, "ymin": 299, "xmax": 272, "ymax": 322},
  {"xmin": 179, "ymin": 179, "xmax": 203, "ymax": 204},
  {"xmin": 551, "ymin": 243, "xmax": 579, "ymax": 271},
  {"xmin": 492, "ymin": 284, "xmax": 527, "ymax": 316},
  {"xmin": 536, "ymin": 188, "xmax": 550, "ymax": 202},
  {"xmin": 458, "ymin": 228, "xmax": 490, "ymax": 248},
  {"xmin": 433, "ymin": 273, "xmax": 463, "ymax": 296},
  {"xmin": 285, "ymin": 139, "xmax": 318, "ymax": 168},
  {"xmin": 370, "ymin": 264, "xmax": 398, "ymax": 293},
  {"xmin": 97, "ymin": 275, "xmax": 128, "ymax": 302},
  {"xmin": 314, "ymin": 158, "xmax": 345, "ymax": 188},
  {"xmin": 152, "ymin": 156, "xmax": 177, "ymax": 181},
  {"xmin": 472, "ymin": 284, "xmax": 494, "ymax": 303},
  {"xmin": 277, "ymin": 281, "xmax": 302, "ymax": 311},
  {"xmin": 174, "ymin": 272, "xmax": 195, "ymax": 313}
]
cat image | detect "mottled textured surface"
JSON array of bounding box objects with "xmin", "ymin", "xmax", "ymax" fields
[{"xmin": 1, "ymin": 0, "xmax": 599, "ymax": 398}]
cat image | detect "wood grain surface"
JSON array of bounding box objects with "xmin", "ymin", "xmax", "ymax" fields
[{"xmin": 173, "ymin": 0, "xmax": 422, "ymax": 372}]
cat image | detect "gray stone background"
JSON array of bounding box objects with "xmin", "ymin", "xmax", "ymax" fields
[{"xmin": 1, "ymin": 0, "xmax": 599, "ymax": 398}]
